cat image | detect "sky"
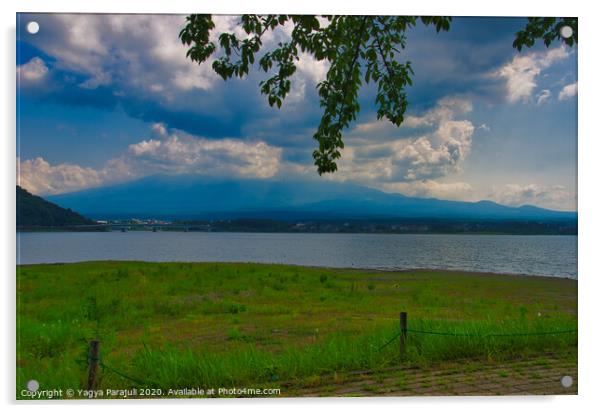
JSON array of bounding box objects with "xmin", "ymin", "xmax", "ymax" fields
[{"xmin": 16, "ymin": 14, "xmax": 578, "ymax": 211}]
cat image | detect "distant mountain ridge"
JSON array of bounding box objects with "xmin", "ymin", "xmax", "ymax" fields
[
  {"xmin": 46, "ymin": 175, "xmax": 577, "ymax": 221},
  {"xmin": 17, "ymin": 186, "xmax": 95, "ymax": 227}
]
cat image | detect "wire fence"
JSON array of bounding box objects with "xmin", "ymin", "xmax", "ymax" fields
[
  {"xmin": 99, "ymin": 360, "xmax": 150, "ymax": 387},
  {"xmin": 84, "ymin": 314, "xmax": 578, "ymax": 389},
  {"xmin": 406, "ymin": 328, "xmax": 578, "ymax": 338},
  {"xmin": 375, "ymin": 326, "xmax": 577, "ymax": 351}
]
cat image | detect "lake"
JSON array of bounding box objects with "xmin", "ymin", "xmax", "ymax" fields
[{"xmin": 16, "ymin": 232, "xmax": 577, "ymax": 279}]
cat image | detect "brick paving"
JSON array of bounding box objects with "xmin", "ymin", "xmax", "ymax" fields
[{"xmin": 285, "ymin": 354, "xmax": 577, "ymax": 397}]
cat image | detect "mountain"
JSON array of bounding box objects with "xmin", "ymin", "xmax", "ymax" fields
[
  {"xmin": 17, "ymin": 186, "xmax": 96, "ymax": 227},
  {"xmin": 46, "ymin": 175, "xmax": 577, "ymax": 221}
]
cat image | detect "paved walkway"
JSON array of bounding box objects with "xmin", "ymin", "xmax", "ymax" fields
[{"xmin": 286, "ymin": 354, "xmax": 577, "ymax": 397}]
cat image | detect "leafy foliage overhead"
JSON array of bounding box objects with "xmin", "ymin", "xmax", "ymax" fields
[
  {"xmin": 513, "ymin": 17, "xmax": 577, "ymax": 51},
  {"xmin": 180, "ymin": 15, "xmax": 577, "ymax": 175},
  {"xmin": 180, "ymin": 15, "xmax": 451, "ymax": 174}
]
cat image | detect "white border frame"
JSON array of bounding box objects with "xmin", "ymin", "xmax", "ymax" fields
[{"xmin": 4, "ymin": 1, "xmax": 600, "ymax": 412}]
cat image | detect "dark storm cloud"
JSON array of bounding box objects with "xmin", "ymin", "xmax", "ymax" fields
[{"xmin": 16, "ymin": 13, "xmax": 330, "ymax": 145}]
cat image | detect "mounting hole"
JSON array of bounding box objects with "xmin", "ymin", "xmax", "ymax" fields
[
  {"xmin": 560, "ymin": 25, "xmax": 573, "ymax": 39},
  {"xmin": 560, "ymin": 375, "xmax": 573, "ymax": 388},
  {"xmin": 26, "ymin": 21, "xmax": 39, "ymax": 34},
  {"xmin": 27, "ymin": 379, "xmax": 39, "ymax": 392}
]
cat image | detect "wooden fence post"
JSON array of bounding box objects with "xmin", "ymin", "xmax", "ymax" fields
[
  {"xmin": 87, "ymin": 340, "xmax": 100, "ymax": 391},
  {"xmin": 399, "ymin": 312, "xmax": 408, "ymax": 358}
]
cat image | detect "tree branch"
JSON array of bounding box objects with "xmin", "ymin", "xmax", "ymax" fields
[{"xmin": 335, "ymin": 16, "xmax": 370, "ymax": 131}]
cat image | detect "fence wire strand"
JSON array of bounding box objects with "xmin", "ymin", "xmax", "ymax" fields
[
  {"xmin": 99, "ymin": 361, "xmax": 149, "ymax": 387},
  {"xmin": 374, "ymin": 327, "xmax": 577, "ymax": 352},
  {"xmin": 405, "ymin": 328, "xmax": 578, "ymax": 338},
  {"xmin": 375, "ymin": 331, "xmax": 401, "ymax": 351}
]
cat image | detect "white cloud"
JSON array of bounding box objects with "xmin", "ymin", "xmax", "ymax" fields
[
  {"xmin": 17, "ymin": 157, "xmax": 111, "ymax": 195},
  {"xmin": 494, "ymin": 46, "xmax": 569, "ymax": 103},
  {"xmin": 337, "ymin": 97, "xmax": 475, "ymax": 183},
  {"xmin": 296, "ymin": 52, "xmax": 329, "ymax": 84},
  {"xmin": 379, "ymin": 181, "xmax": 575, "ymax": 211},
  {"xmin": 34, "ymin": 14, "xmax": 220, "ymax": 93},
  {"xmin": 17, "ymin": 128, "xmax": 282, "ymax": 195},
  {"xmin": 355, "ymin": 97, "xmax": 473, "ymax": 134},
  {"xmin": 536, "ymin": 89, "xmax": 551, "ymax": 105},
  {"xmin": 29, "ymin": 14, "xmax": 332, "ymax": 99},
  {"xmin": 380, "ymin": 180, "xmax": 476, "ymax": 201},
  {"xmin": 558, "ymin": 82, "xmax": 578, "ymax": 101},
  {"xmin": 17, "ymin": 57, "xmax": 48, "ymax": 81},
  {"xmin": 151, "ymin": 122, "xmax": 168, "ymax": 137},
  {"xmin": 488, "ymin": 183, "xmax": 574, "ymax": 211},
  {"xmin": 127, "ymin": 133, "xmax": 282, "ymax": 178},
  {"xmin": 285, "ymin": 52, "xmax": 330, "ymax": 103}
]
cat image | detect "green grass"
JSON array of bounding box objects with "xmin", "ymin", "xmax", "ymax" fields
[{"xmin": 16, "ymin": 261, "xmax": 577, "ymax": 398}]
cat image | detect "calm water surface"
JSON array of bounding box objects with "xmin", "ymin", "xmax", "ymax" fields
[{"xmin": 17, "ymin": 232, "xmax": 577, "ymax": 279}]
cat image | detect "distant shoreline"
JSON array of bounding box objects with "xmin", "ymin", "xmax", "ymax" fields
[
  {"xmin": 15, "ymin": 260, "xmax": 578, "ymax": 281},
  {"xmin": 16, "ymin": 228, "xmax": 578, "ymax": 236}
]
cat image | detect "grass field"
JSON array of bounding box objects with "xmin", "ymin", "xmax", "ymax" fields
[{"xmin": 16, "ymin": 262, "xmax": 577, "ymax": 398}]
